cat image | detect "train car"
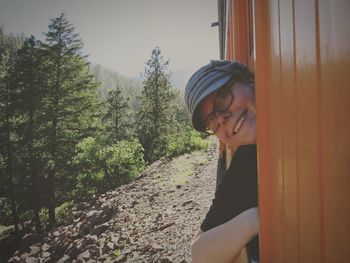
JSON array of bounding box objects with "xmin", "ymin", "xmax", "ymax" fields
[{"xmin": 215, "ymin": 0, "xmax": 350, "ymax": 262}]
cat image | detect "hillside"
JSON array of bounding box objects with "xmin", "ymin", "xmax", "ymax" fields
[
  {"xmin": 90, "ymin": 64, "xmax": 142, "ymax": 100},
  {"xmin": 6, "ymin": 138, "xmax": 219, "ymax": 263}
]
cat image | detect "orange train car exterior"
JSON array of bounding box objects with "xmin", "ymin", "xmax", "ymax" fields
[{"xmin": 218, "ymin": 0, "xmax": 350, "ymax": 262}]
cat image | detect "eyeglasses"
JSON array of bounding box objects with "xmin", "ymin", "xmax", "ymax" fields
[{"xmin": 202, "ymin": 87, "xmax": 234, "ymax": 134}]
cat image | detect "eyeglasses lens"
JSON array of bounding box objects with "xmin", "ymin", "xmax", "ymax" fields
[{"xmin": 203, "ymin": 89, "xmax": 233, "ymax": 134}]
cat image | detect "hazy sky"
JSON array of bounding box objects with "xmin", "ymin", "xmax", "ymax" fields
[{"xmin": 0, "ymin": 0, "xmax": 219, "ymax": 79}]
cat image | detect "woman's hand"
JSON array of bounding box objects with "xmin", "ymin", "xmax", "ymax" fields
[{"xmin": 191, "ymin": 207, "xmax": 259, "ymax": 263}]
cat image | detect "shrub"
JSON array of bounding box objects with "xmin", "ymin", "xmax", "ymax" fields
[
  {"xmin": 166, "ymin": 126, "xmax": 207, "ymax": 158},
  {"xmin": 0, "ymin": 198, "xmax": 13, "ymax": 226},
  {"xmin": 72, "ymin": 137, "xmax": 146, "ymax": 200},
  {"xmin": 56, "ymin": 200, "xmax": 75, "ymax": 223}
]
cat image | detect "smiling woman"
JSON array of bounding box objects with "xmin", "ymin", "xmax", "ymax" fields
[
  {"xmin": 184, "ymin": 60, "xmax": 259, "ymax": 263},
  {"xmin": 199, "ymin": 82, "xmax": 256, "ymax": 148}
]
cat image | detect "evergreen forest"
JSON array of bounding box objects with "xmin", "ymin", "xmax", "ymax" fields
[{"xmin": 0, "ymin": 13, "xmax": 207, "ymax": 235}]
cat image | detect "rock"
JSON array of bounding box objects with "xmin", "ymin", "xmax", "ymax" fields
[
  {"xmin": 42, "ymin": 237, "xmax": 50, "ymax": 243},
  {"xmin": 106, "ymin": 241, "xmax": 115, "ymax": 250},
  {"xmin": 52, "ymin": 230, "xmax": 60, "ymax": 237},
  {"xmin": 57, "ymin": 254, "xmax": 70, "ymax": 263},
  {"xmin": 160, "ymin": 257, "xmax": 173, "ymax": 263},
  {"xmin": 67, "ymin": 244, "xmax": 80, "ymax": 258},
  {"xmin": 114, "ymin": 254, "xmax": 127, "ymax": 263},
  {"xmin": 20, "ymin": 253, "xmax": 29, "ymax": 259},
  {"xmin": 21, "ymin": 233, "xmax": 39, "ymax": 249},
  {"xmin": 8, "ymin": 256, "xmax": 21, "ymax": 263},
  {"xmin": 28, "ymin": 245, "xmax": 40, "ymax": 256},
  {"xmin": 25, "ymin": 257, "xmax": 38, "ymax": 263},
  {"xmin": 141, "ymin": 244, "xmax": 152, "ymax": 254},
  {"xmin": 156, "ymin": 222, "xmax": 175, "ymax": 231},
  {"xmin": 87, "ymin": 234, "xmax": 98, "ymax": 243},
  {"xmin": 72, "ymin": 210, "xmax": 83, "ymax": 219},
  {"xmin": 101, "ymin": 241, "xmax": 115, "ymax": 254},
  {"xmin": 76, "ymin": 221, "xmax": 88, "ymax": 237},
  {"xmin": 86, "ymin": 244, "xmax": 100, "ymax": 257},
  {"xmin": 182, "ymin": 199, "xmax": 193, "ymax": 206},
  {"xmin": 41, "ymin": 243, "xmax": 50, "ymax": 252},
  {"xmin": 101, "ymin": 202, "xmax": 112, "ymax": 213},
  {"xmin": 86, "ymin": 210, "xmax": 103, "ymax": 226},
  {"xmin": 91, "ymin": 222, "xmax": 109, "ymax": 236},
  {"xmin": 76, "ymin": 202, "xmax": 89, "ymax": 210},
  {"xmin": 41, "ymin": 251, "xmax": 51, "ymax": 258},
  {"xmin": 76, "ymin": 249, "xmax": 91, "ymax": 260}
]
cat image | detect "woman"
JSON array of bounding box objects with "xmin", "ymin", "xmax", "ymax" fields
[{"xmin": 184, "ymin": 60, "xmax": 259, "ymax": 263}]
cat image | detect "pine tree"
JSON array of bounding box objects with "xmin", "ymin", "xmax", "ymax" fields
[
  {"xmin": 136, "ymin": 47, "xmax": 177, "ymax": 163},
  {"xmin": 9, "ymin": 36, "xmax": 48, "ymax": 232},
  {"xmin": 0, "ymin": 30, "xmax": 24, "ymax": 233},
  {"xmin": 104, "ymin": 85, "xmax": 133, "ymax": 142},
  {"xmin": 40, "ymin": 13, "xmax": 101, "ymax": 226},
  {"xmin": 0, "ymin": 45, "xmax": 20, "ymax": 233}
]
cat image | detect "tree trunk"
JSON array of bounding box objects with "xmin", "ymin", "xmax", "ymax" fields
[
  {"xmin": 6, "ymin": 111, "xmax": 20, "ymax": 234},
  {"xmin": 48, "ymin": 203, "xmax": 55, "ymax": 228},
  {"xmin": 33, "ymin": 208, "xmax": 41, "ymax": 234},
  {"xmin": 10, "ymin": 195, "xmax": 20, "ymax": 234}
]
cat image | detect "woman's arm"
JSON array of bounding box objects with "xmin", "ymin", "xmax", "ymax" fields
[{"xmin": 192, "ymin": 207, "xmax": 259, "ymax": 263}]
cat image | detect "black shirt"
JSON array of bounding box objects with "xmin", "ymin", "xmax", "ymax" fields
[{"xmin": 200, "ymin": 144, "xmax": 259, "ymax": 262}]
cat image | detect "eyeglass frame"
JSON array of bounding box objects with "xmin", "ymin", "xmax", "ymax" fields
[{"xmin": 201, "ymin": 83, "xmax": 235, "ymax": 135}]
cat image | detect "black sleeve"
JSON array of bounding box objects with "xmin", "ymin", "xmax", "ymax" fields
[{"xmin": 201, "ymin": 144, "xmax": 258, "ymax": 232}]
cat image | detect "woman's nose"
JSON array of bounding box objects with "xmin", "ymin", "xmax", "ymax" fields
[{"xmin": 216, "ymin": 111, "xmax": 231, "ymax": 124}]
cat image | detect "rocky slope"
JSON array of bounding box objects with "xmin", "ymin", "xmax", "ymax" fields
[{"xmin": 7, "ymin": 139, "xmax": 219, "ymax": 263}]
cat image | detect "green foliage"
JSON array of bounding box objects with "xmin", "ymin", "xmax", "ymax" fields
[
  {"xmin": 72, "ymin": 137, "xmax": 146, "ymax": 200},
  {"xmin": 0, "ymin": 20, "xmax": 206, "ymax": 232},
  {"xmin": 0, "ymin": 27, "xmax": 26, "ymax": 232},
  {"xmin": 136, "ymin": 47, "xmax": 178, "ymax": 163},
  {"xmin": 38, "ymin": 12, "xmax": 102, "ymax": 225},
  {"xmin": 39, "ymin": 208, "xmax": 49, "ymax": 225},
  {"xmin": 166, "ymin": 126, "xmax": 208, "ymax": 158},
  {"xmin": 10, "ymin": 36, "xmax": 48, "ymax": 217},
  {"xmin": 112, "ymin": 249, "xmax": 122, "ymax": 258},
  {"xmin": 0, "ymin": 198, "xmax": 13, "ymax": 225},
  {"xmin": 104, "ymin": 86, "xmax": 134, "ymax": 142},
  {"xmin": 173, "ymin": 89, "xmax": 191, "ymax": 126},
  {"xmin": 56, "ymin": 200, "xmax": 75, "ymax": 223},
  {"xmin": 0, "ymin": 14, "xmax": 104, "ymax": 230}
]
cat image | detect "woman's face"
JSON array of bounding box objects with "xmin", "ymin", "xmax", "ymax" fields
[{"xmin": 199, "ymin": 82, "xmax": 256, "ymax": 148}]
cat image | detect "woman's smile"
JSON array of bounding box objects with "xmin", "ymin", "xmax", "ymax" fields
[{"xmin": 232, "ymin": 109, "xmax": 248, "ymax": 134}]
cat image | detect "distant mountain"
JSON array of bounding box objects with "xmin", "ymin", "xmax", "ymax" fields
[
  {"xmin": 89, "ymin": 63, "xmax": 191, "ymax": 97},
  {"xmin": 89, "ymin": 63, "xmax": 142, "ymax": 100}
]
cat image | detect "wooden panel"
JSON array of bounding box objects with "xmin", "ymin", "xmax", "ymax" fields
[
  {"xmin": 232, "ymin": 0, "xmax": 249, "ymax": 64},
  {"xmin": 254, "ymin": 0, "xmax": 350, "ymax": 262},
  {"xmin": 278, "ymin": 1, "xmax": 299, "ymax": 262},
  {"xmin": 226, "ymin": 0, "xmax": 235, "ymax": 60},
  {"xmin": 318, "ymin": 1, "xmax": 350, "ymax": 262},
  {"xmin": 226, "ymin": 0, "xmax": 252, "ymax": 66},
  {"xmin": 253, "ymin": 0, "xmax": 273, "ymax": 262},
  {"xmin": 268, "ymin": 0, "xmax": 285, "ymax": 262},
  {"xmin": 294, "ymin": 1, "xmax": 322, "ymax": 262}
]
